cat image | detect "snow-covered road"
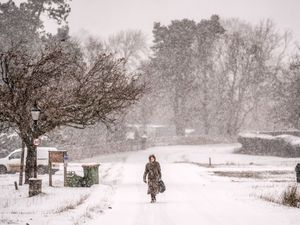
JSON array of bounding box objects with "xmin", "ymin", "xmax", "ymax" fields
[
  {"xmin": 1, "ymin": 144, "xmax": 299, "ymax": 225},
  {"xmin": 88, "ymin": 145, "xmax": 300, "ymax": 225}
]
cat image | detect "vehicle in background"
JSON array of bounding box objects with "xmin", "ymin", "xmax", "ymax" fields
[{"xmin": 0, "ymin": 147, "xmax": 60, "ymax": 174}]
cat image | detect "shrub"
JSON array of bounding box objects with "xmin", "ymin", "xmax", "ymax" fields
[
  {"xmin": 260, "ymin": 184, "xmax": 300, "ymax": 208},
  {"xmin": 282, "ymin": 185, "xmax": 300, "ymax": 207}
]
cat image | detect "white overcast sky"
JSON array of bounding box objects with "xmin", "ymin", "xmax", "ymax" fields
[
  {"xmin": 12, "ymin": 0, "xmax": 300, "ymax": 44},
  {"xmin": 57, "ymin": 0, "xmax": 300, "ymax": 44}
]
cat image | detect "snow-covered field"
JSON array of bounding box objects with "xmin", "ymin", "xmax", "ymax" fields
[{"xmin": 1, "ymin": 144, "xmax": 300, "ymax": 225}]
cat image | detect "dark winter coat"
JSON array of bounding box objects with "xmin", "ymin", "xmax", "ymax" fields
[{"xmin": 143, "ymin": 161, "xmax": 161, "ymax": 195}]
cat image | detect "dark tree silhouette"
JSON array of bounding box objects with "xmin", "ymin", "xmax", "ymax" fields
[{"xmin": 0, "ymin": 40, "xmax": 144, "ymax": 182}]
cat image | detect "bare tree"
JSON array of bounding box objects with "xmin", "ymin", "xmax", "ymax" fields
[
  {"xmin": 107, "ymin": 30, "xmax": 149, "ymax": 71},
  {"xmin": 144, "ymin": 17, "xmax": 290, "ymax": 137},
  {"xmin": 125, "ymin": 61, "xmax": 161, "ymax": 130},
  {"xmin": 84, "ymin": 36, "xmax": 107, "ymax": 65},
  {"xmin": 214, "ymin": 19, "xmax": 290, "ymax": 135},
  {"xmin": 0, "ymin": 39, "xmax": 144, "ymax": 182}
]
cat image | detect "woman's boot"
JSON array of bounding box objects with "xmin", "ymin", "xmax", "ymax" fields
[{"xmin": 151, "ymin": 194, "xmax": 155, "ymax": 203}]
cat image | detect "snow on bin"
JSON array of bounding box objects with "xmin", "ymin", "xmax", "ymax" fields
[
  {"xmin": 29, "ymin": 178, "xmax": 42, "ymax": 197},
  {"xmin": 82, "ymin": 163, "xmax": 100, "ymax": 187},
  {"xmin": 295, "ymin": 163, "xmax": 300, "ymax": 183}
]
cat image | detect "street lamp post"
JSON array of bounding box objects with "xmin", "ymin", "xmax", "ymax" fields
[{"xmin": 31, "ymin": 102, "xmax": 41, "ymax": 178}]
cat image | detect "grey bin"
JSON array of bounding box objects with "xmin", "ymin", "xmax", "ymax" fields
[
  {"xmin": 66, "ymin": 163, "xmax": 100, "ymax": 187},
  {"xmin": 82, "ymin": 164, "xmax": 100, "ymax": 186},
  {"xmin": 295, "ymin": 163, "xmax": 300, "ymax": 183}
]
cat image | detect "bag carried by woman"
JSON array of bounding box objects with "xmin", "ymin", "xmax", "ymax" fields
[{"xmin": 159, "ymin": 179, "xmax": 166, "ymax": 193}]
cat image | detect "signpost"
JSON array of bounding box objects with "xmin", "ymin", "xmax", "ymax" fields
[
  {"xmin": 33, "ymin": 138, "xmax": 40, "ymax": 146},
  {"xmin": 48, "ymin": 150, "xmax": 67, "ymax": 186},
  {"xmin": 63, "ymin": 153, "xmax": 68, "ymax": 187}
]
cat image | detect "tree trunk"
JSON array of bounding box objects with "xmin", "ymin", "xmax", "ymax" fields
[
  {"xmin": 226, "ymin": 114, "xmax": 237, "ymax": 137},
  {"xmin": 141, "ymin": 102, "xmax": 148, "ymax": 133},
  {"xmin": 18, "ymin": 141, "xmax": 25, "ymax": 186},
  {"xmin": 202, "ymin": 70, "xmax": 210, "ymax": 135},
  {"xmin": 24, "ymin": 140, "xmax": 37, "ymax": 184},
  {"xmin": 174, "ymin": 91, "xmax": 186, "ymax": 136},
  {"xmin": 175, "ymin": 119, "xmax": 185, "ymax": 136},
  {"xmin": 203, "ymin": 102, "xmax": 209, "ymax": 135}
]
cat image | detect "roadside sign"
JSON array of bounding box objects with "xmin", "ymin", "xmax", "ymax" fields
[
  {"xmin": 49, "ymin": 151, "xmax": 64, "ymax": 163},
  {"xmin": 64, "ymin": 154, "xmax": 69, "ymax": 161},
  {"xmin": 64, "ymin": 153, "xmax": 68, "ymax": 167},
  {"xmin": 33, "ymin": 139, "xmax": 40, "ymax": 146}
]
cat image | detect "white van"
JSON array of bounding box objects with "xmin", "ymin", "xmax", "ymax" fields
[{"xmin": 0, "ymin": 147, "xmax": 60, "ymax": 174}]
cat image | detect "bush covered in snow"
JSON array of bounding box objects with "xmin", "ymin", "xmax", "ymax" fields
[
  {"xmin": 259, "ymin": 130, "xmax": 300, "ymax": 137},
  {"xmin": 237, "ymin": 131, "xmax": 300, "ymax": 157},
  {"xmin": 147, "ymin": 135, "xmax": 231, "ymax": 147}
]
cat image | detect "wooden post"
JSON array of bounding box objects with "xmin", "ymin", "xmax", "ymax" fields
[
  {"xmin": 49, "ymin": 151, "xmax": 52, "ymax": 187},
  {"xmin": 19, "ymin": 141, "xmax": 25, "ymax": 186},
  {"xmin": 49, "ymin": 162, "xmax": 52, "ymax": 186},
  {"xmin": 14, "ymin": 181, "xmax": 18, "ymax": 190},
  {"xmin": 209, "ymin": 157, "xmax": 212, "ymax": 167},
  {"xmin": 64, "ymin": 163, "xmax": 67, "ymax": 187},
  {"xmin": 29, "ymin": 178, "xmax": 42, "ymax": 197},
  {"xmin": 63, "ymin": 152, "xmax": 68, "ymax": 187}
]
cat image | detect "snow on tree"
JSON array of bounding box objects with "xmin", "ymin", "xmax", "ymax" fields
[
  {"xmin": 215, "ymin": 19, "xmax": 290, "ymax": 135},
  {"xmin": 107, "ymin": 30, "xmax": 149, "ymax": 71},
  {"xmin": 142, "ymin": 16, "xmax": 290, "ymax": 137},
  {"xmin": 0, "ymin": 0, "xmax": 145, "ymax": 183},
  {"xmin": 151, "ymin": 19, "xmax": 198, "ymax": 136},
  {"xmin": 191, "ymin": 15, "xmax": 225, "ymax": 135},
  {"xmin": 273, "ymin": 50, "xmax": 300, "ymax": 128}
]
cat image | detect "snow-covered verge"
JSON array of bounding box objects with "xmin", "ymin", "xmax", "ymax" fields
[
  {"xmin": 0, "ymin": 162, "xmax": 124, "ymax": 225},
  {"xmin": 1, "ymin": 144, "xmax": 300, "ymax": 225}
]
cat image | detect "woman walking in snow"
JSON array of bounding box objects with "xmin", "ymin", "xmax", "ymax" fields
[{"xmin": 143, "ymin": 154, "xmax": 162, "ymax": 203}]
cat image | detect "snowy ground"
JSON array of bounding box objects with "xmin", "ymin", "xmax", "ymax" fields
[{"xmin": 1, "ymin": 144, "xmax": 300, "ymax": 225}]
